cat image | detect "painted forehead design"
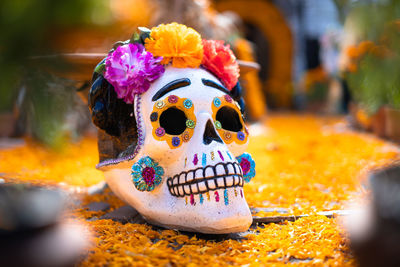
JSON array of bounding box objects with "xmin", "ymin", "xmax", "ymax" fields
[{"xmin": 152, "ymin": 77, "xmax": 230, "ymax": 102}]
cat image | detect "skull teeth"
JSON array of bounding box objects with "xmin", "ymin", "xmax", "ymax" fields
[{"xmin": 167, "ymin": 162, "xmax": 244, "ymax": 197}]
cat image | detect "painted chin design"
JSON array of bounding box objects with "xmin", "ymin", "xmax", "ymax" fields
[{"xmin": 166, "ymin": 161, "xmax": 244, "ymax": 197}]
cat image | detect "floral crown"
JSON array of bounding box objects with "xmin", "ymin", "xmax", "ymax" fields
[{"xmin": 94, "ymin": 22, "xmax": 240, "ymax": 104}]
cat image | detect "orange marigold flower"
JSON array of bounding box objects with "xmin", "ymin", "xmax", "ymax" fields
[
  {"xmin": 145, "ymin": 23, "xmax": 203, "ymax": 68},
  {"xmin": 346, "ymin": 46, "xmax": 359, "ymax": 59},
  {"xmin": 358, "ymin": 41, "xmax": 374, "ymax": 55},
  {"xmin": 201, "ymin": 39, "xmax": 239, "ymax": 90}
]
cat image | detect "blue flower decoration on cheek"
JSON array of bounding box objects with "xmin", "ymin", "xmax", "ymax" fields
[
  {"xmin": 183, "ymin": 99, "xmax": 193, "ymax": 109},
  {"xmin": 236, "ymin": 153, "xmax": 256, "ymax": 183},
  {"xmin": 131, "ymin": 156, "xmax": 164, "ymax": 192},
  {"xmin": 213, "ymin": 97, "xmax": 221, "ymax": 107}
]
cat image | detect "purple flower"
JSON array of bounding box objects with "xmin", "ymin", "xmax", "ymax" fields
[
  {"xmin": 172, "ymin": 137, "xmax": 181, "ymax": 147},
  {"xmin": 237, "ymin": 131, "xmax": 245, "ymax": 141},
  {"xmin": 104, "ymin": 43, "xmax": 165, "ymax": 104},
  {"xmin": 155, "ymin": 127, "xmax": 165, "ymax": 137}
]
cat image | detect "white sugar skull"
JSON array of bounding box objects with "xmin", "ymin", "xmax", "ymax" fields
[
  {"xmin": 89, "ymin": 23, "xmax": 256, "ymax": 233},
  {"xmin": 93, "ymin": 67, "xmax": 255, "ymax": 233}
]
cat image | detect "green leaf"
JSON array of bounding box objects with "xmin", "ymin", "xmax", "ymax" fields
[
  {"xmin": 130, "ymin": 32, "xmax": 140, "ymax": 43},
  {"xmin": 138, "ymin": 27, "xmax": 151, "ymax": 44},
  {"xmin": 94, "ymin": 62, "xmax": 105, "ymax": 75}
]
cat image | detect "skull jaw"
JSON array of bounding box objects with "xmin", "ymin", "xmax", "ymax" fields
[
  {"xmin": 105, "ymin": 168, "xmax": 253, "ymax": 234},
  {"xmin": 144, "ymin": 212, "xmax": 252, "ymax": 234}
]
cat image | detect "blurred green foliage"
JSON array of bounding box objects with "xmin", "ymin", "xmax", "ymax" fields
[
  {"xmin": 20, "ymin": 71, "xmax": 76, "ymax": 149},
  {"xmin": 2, "ymin": 0, "xmax": 83, "ymax": 110},
  {"xmin": 345, "ymin": 0, "xmax": 400, "ymax": 114},
  {"xmin": 307, "ymin": 82, "xmax": 330, "ymax": 103},
  {"xmin": 347, "ymin": 53, "xmax": 400, "ymax": 114},
  {"xmin": 0, "ymin": 0, "xmax": 110, "ymax": 146}
]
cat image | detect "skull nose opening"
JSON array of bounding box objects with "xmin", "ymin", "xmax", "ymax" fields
[{"xmin": 203, "ymin": 120, "xmax": 223, "ymax": 145}]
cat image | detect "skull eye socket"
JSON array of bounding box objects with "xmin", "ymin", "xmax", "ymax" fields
[
  {"xmin": 216, "ymin": 106, "xmax": 243, "ymax": 132},
  {"xmin": 160, "ymin": 107, "xmax": 187, "ymax": 135}
]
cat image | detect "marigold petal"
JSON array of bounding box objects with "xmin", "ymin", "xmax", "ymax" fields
[{"xmin": 145, "ymin": 22, "xmax": 203, "ymax": 68}]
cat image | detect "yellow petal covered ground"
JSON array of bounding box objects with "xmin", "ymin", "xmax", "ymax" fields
[
  {"xmin": 1, "ymin": 114, "xmax": 399, "ymax": 266},
  {"xmin": 0, "ymin": 135, "xmax": 104, "ymax": 187}
]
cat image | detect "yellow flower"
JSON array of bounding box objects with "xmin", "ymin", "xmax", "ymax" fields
[{"xmin": 145, "ymin": 22, "xmax": 203, "ymax": 68}]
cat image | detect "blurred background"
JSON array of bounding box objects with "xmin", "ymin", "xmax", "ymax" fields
[
  {"xmin": 1, "ymin": 0, "xmax": 400, "ymax": 146},
  {"xmin": 2, "ymin": 1, "xmax": 400, "ymax": 266}
]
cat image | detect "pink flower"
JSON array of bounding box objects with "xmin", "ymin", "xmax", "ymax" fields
[{"xmin": 104, "ymin": 43, "xmax": 165, "ymax": 103}]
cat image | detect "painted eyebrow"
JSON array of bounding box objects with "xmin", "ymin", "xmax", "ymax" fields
[
  {"xmin": 152, "ymin": 78, "xmax": 191, "ymax": 101},
  {"xmin": 201, "ymin": 78, "xmax": 230, "ymax": 94}
]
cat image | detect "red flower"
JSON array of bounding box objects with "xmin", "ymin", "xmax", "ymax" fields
[{"xmin": 201, "ymin": 40, "xmax": 239, "ymax": 90}]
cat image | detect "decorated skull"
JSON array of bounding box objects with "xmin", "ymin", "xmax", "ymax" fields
[{"xmin": 89, "ymin": 23, "xmax": 256, "ymax": 233}]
